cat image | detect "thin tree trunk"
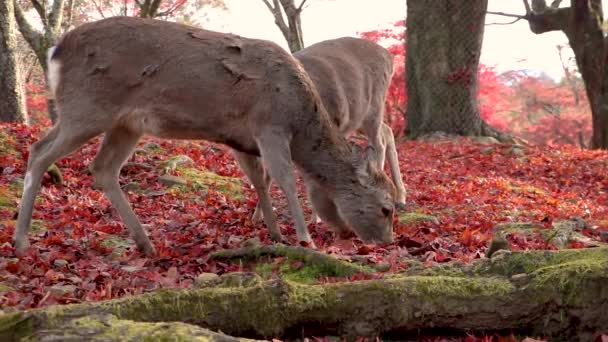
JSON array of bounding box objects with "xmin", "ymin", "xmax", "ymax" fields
[
  {"xmin": 13, "ymin": 0, "xmax": 65, "ymax": 124},
  {"xmin": 262, "ymin": 0, "xmax": 306, "ymax": 53},
  {"xmin": 0, "ymin": 0, "xmax": 27, "ymax": 123},
  {"xmin": 405, "ymin": 0, "xmax": 489, "ymax": 138},
  {"xmin": 522, "ymin": 0, "xmax": 608, "ymax": 149}
]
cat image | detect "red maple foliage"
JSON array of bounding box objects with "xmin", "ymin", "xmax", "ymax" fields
[{"xmin": 358, "ymin": 21, "xmax": 592, "ymax": 148}]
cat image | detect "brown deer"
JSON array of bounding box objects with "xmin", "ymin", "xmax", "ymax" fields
[
  {"xmin": 246, "ymin": 37, "xmax": 406, "ymax": 228},
  {"xmin": 12, "ymin": 17, "xmax": 396, "ymax": 256}
]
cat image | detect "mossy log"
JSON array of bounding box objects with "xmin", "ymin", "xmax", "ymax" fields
[{"xmin": 2, "ymin": 247, "xmax": 608, "ymax": 341}]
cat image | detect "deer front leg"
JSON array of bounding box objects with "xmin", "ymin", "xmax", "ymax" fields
[
  {"xmin": 256, "ymin": 133, "xmax": 314, "ymax": 247},
  {"xmin": 89, "ymin": 126, "xmax": 156, "ymax": 256},
  {"xmin": 14, "ymin": 124, "xmax": 98, "ymax": 254},
  {"xmin": 381, "ymin": 123, "xmax": 406, "ymax": 208},
  {"xmin": 233, "ymin": 151, "xmax": 282, "ymax": 242}
]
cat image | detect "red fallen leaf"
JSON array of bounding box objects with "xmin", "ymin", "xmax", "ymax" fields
[
  {"xmin": 356, "ymin": 244, "xmax": 373, "ymax": 255},
  {"xmin": 5, "ymin": 262, "xmax": 20, "ymax": 273},
  {"xmin": 166, "ymin": 266, "xmax": 178, "ymax": 279},
  {"xmin": 595, "ymin": 334, "xmax": 608, "ymax": 342},
  {"xmin": 290, "ymin": 260, "xmax": 304, "ymax": 270},
  {"xmin": 44, "ymin": 269, "xmax": 65, "ymax": 282},
  {"xmin": 332, "ymin": 239, "xmax": 355, "ymax": 253},
  {"xmin": 397, "ymin": 236, "xmax": 423, "ymax": 248},
  {"xmin": 298, "ymin": 240, "xmax": 314, "ymax": 248},
  {"xmin": 272, "ymin": 257, "xmax": 286, "ymax": 265}
]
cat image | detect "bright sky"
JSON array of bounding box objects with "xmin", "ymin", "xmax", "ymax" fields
[{"xmin": 201, "ymin": 0, "xmax": 608, "ymax": 81}]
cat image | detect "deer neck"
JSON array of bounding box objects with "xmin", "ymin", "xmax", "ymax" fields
[{"xmin": 290, "ymin": 113, "xmax": 356, "ymax": 192}]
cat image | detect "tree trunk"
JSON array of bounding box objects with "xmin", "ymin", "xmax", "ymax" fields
[
  {"xmin": 405, "ymin": 0, "xmax": 489, "ymax": 138},
  {"xmin": 13, "ymin": 0, "xmax": 65, "ymax": 124},
  {"xmin": 0, "ymin": 0, "xmax": 26, "ymax": 123},
  {"xmin": 2, "ymin": 246, "xmax": 608, "ymax": 341},
  {"xmin": 524, "ymin": 0, "xmax": 608, "ymax": 149}
]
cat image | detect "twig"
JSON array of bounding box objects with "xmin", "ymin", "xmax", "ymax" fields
[
  {"xmin": 486, "ymin": 11, "xmax": 528, "ymax": 19},
  {"xmin": 486, "ymin": 17, "xmax": 524, "ymax": 26}
]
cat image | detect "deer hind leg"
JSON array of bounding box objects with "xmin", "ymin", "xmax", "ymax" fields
[
  {"xmin": 233, "ymin": 152, "xmax": 282, "ymax": 241},
  {"xmin": 89, "ymin": 126, "xmax": 156, "ymax": 256},
  {"xmin": 381, "ymin": 123, "xmax": 406, "ymax": 208},
  {"xmin": 250, "ymin": 163, "xmax": 272, "ymax": 222},
  {"xmin": 14, "ymin": 124, "xmax": 100, "ymax": 254},
  {"xmin": 256, "ymin": 132, "xmax": 314, "ymax": 247}
]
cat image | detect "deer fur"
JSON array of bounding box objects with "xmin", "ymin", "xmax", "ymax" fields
[
  {"xmin": 12, "ymin": 17, "xmax": 396, "ymax": 256},
  {"xmin": 247, "ymin": 37, "xmax": 407, "ymax": 226}
]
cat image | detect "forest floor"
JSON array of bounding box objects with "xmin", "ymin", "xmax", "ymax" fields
[{"xmin": 1, "ymin": 122, "xmax": 607, "ymax": 341}]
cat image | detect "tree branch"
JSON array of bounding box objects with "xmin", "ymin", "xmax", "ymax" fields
[
  {"xmin": 48, "ymin": 0, "xmax": 65, "ymax": 36},
  {"xmin": 29, "ymin": 0, "xmax": 47, "ymax": 24},
  {"xmin": 261, "ymin": 0, "xmax": 275, "ymax": 12},
  {"xmin": 523, "ymin": 0, "xmax": 532, "ymax": 14},
  {"xmin": 486, "ymin": 11, "xmax": 528, "ymax": 19},
  {"xmin": 296, "ymin": 0, "xmax": 308, "ymax": 12},
  {"xmin": 13, "ymin": 0, "xmax": 44, "ymax": 54},
  {"xmin": 154, "ymin": 0, "xmax": 188, "ymax": 18}
]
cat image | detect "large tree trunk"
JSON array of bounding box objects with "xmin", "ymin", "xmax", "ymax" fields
[
  {"xmin": 0, "ymin": 0, "xmax": 26, "ymax": 123},
  {"xmin": 2, "ymin": 246, "xmax": 608, "ymax": 341},
  {"xmin": 405, "ymin": 0, "xmax": 489, "ymax": 138},
  {"xmin": 523, "ymin": 0, "xmax": 608, "ymax": 149}
]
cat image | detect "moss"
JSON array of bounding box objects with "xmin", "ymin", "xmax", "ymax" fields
[
  {"xmin": 69, "ymin": 315, "xmax": 216, "ymax": 341},
  {"xmin": 176, "ymin": 167, "xmax": 243, "ymax": 200},
  {"xmin": 0, "ymin": 220, "xmax": 46, "ymax": 233},
  {"xmin": 99, "ymin": 235, "xmax": 133, "ymax": 256},
  {"xmin": 255, "ymin": 260, "xmax": 335, "ymax": 284},
  {"xmin": 0, "ymin": 284, "xmax": 14, "ymax": 292},
  {"xmin": 0, "ymin": 312, "xmax": 32, "ymax": 341},
  {"xmin": 0, "ymin": 186, "xmax": 16, "ymax": 209},
  {"xmin": 162, "ymin": 155, "xmax": 194, "ymax": 173},
  {"xmin": 0, "ymin": 131, "xmax": 18, "ymax": 156},
  {"xmin": 212, "ymin": 245, "xmax": 373, "ymax": 281},
  {"xmin": 397, "ymin": 212, "xmax": 439, "ymax": 225}
]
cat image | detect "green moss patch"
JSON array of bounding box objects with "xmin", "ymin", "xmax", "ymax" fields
[
  {"xmin": 175, "ymin": 167, "xmax": 243, "ymax": 200},
  {"xmin": 398, "ymin": 212, "xmax": 439, "ymax": 225},
  {"xmin": 99, "ymin": 235, "xmax": 134, "ymax": 257},
  {"xmin": 0, "ymin": 131, "xmax": 18, "ymax": 157}
]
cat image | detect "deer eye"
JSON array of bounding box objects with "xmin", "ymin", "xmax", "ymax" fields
[{"xmin": 381, "ymin": 207, "xmax": 392, "ymax": 217}]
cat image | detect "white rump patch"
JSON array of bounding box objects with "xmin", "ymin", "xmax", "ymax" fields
[{"xmin": 47, "ymin": 46, "xmax": 62, "ymax": 98}]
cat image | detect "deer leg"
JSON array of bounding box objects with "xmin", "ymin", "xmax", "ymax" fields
[
  {"xmin": 14, "ymin": 124, "xmax": 99, "ymax": 253},
  {"xmin": 251, "ymin": 163, "xmax": 272, "ymax": 222},
  {"xmin": 381, "ymin": 123, "xmax": 406, "ymax": 208},
  {"xmin": 89, "ymin": 126, "xmax": 156, "ymax": 256},
  {"xmin": 256, "ymin": 133, "xmax": 314, "ymax": 247},
  {"xmin": 233, "ymin": 152, "xmax": 282, "ymax": 241}
]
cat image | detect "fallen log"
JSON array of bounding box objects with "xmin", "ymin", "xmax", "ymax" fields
[{"xmin": 1, "ymin": 247, "xmax": 607, "ymax": 341}]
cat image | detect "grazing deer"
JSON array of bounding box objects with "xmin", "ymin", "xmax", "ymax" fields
[
  {"xmin": 246, "ymin": 37, "xmax": 407, "ymax": 227},
  {"xmin": 12, "ymin": 17, "xmax": 396, "ymax": 256}
]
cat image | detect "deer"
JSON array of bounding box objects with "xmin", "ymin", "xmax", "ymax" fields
[
  {"xmin": 12, "ymin": 16, "xmax": 396, "ymax": 257},
  {"xmin": 244, "ymin": 37, "xmax": 407, "ymax": 230}
]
